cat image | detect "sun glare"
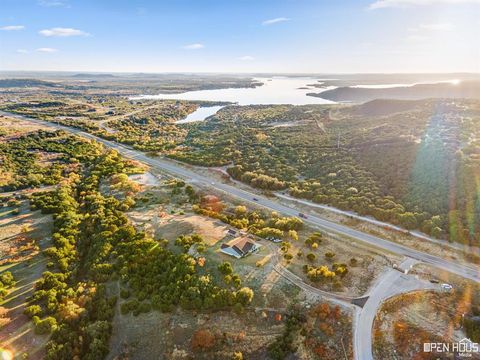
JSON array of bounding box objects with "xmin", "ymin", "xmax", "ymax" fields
[{"xmin": 0, "ymin": 349, "xmax": 14, "ymax": 360}]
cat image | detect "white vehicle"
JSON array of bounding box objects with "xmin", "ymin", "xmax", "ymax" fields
[{"xmin": 441, "ymin": 283, "xmax": 453, "ymax": 291}]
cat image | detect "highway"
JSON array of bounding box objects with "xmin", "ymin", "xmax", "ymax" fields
[{"xmin": 3, "ymin": 110, "xmax": 480, "ymax": 285}]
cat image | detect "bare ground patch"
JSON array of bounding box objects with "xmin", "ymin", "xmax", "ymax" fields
[
  {"xmin": 129, "ymin": 206, "xmax": 227, "ymax": 246},
  {"xmin": 0, "ymin": 201, "xmax": 53, "ymax": 360},
  {"xmin": 372, "ymin": 280, "xmax": 480, "ymax": 360}
]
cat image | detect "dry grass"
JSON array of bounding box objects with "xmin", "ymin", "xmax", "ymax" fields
[{"xmin": 0, "ymin": 201, "xmax": 53, "ymax": 360}]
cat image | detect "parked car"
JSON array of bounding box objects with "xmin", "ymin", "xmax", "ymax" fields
[
  {"xmin": 429, "ymin": 278, "xmax": 440, "ymax": 284},
  {"xmin": 441, "ymin": 283, "xmax": 453, "ymax": 291}
]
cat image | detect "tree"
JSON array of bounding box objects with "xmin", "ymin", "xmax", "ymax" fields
[
  {"xmin": 33, "ymin": 316, "xmax": 57, "ymax": 334},
  {"xmin": 234, "ymin": 205, "xmax": 247, "ymax": 218},
  {"xmin": 218, "ymin": 261, "xmax": 233, "ymax": 275},
  {"xmin": 325, "ymin": 252, "xmax": 336, "ymax": 260},
  {"xmin": 24, "ymin": 305, "xmax": 42, "ymax": 318},
  {"xmin": 257, "ymin": 227, "xmax": 284, "ymax": 239},
  {"xmin": 287, "ymin": 230, "xmax": 298, "ymax": 241},
  {"xmin": 235, "ymin": 287, "xmax": 254, "ymax": 305},
  {"xmin": 398, "ymin": 212, "xmax": 417, "ymax": 230},
  {"xmin": 192, "ymin": 329, "xmax": 216, "ymax": 350}
]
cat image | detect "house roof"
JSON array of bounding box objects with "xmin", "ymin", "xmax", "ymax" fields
[
  {"xmin": 231, "ymin": 237, "xmax": 255, "ymax": 254},
  {"xmin": 221, "ymin": 237, "xmax": 258, "ymax": 258}
]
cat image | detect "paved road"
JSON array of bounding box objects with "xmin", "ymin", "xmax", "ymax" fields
[
  {"xmin": 276, "ymin": 193, "xmax": 479, "ymax": 256},
  {"xmin": 353, "ymin": 258, "xmax": 436, "ymax": 360},
  {"xmin": 3, "ymin": 110, "xmax": 480, "ymax": 285}
]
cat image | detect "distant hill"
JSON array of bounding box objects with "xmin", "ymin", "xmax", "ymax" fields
[
  {"xmin": 343, "ymin": 99, "xmax": 423, "ymax": 117},
  {"xmin": 72, "ymin": 73, "xmax": 116, "ymax": 78},
  {"xmin": 309, "ymin": 81, "xmax": 480, "ymax": 103},
  {"xmin": 0, "ymin": 78, "xmax": 59, "ymax": 88}
]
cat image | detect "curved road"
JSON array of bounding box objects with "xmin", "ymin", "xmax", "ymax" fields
[{"xmin": 353, "ymin": 258, "xmax": 436, "ymax": 360}]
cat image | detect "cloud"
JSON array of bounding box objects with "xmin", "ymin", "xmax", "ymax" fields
[
  {"xmin": 39, "ymin": 27, "xmax": 89, "ymax": 37},
  {"xmin": 0, "ymin": 25, "xmax": 25, "ymax": 31},
  {"xmin": 262, "ymin": 17, "xmax": 290, "ymax": 25},
  {"xmin": 420, "ymin": 22, "xmax": 454, "ymax": 30},
  {"xmin": 369, "ymin": 0, "xmax": 480, "ymax": 9},
  {"xmin": 36, "ymin": 47, "xmax": 58, "ymax": 53},
  {"xmin": 16, "ymin": 49, "xmax": 29, "ymax": 54},
  {"xmin": 38, "ymin": 0, "xmax": 69, "ymax": 7},
  {"xmin": 239, "ymin": 56, "xmax": 254, "ymax": 61},
  {"xmin": 183, "ymin": 43, "xmax": 204, "ymax": 50}
]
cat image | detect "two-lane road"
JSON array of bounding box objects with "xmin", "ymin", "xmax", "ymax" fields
[
  {"xmin": 353, "ymin": 258, "xmax": 436, "ymax": 360},
  {"xmin": 2, "ymin": 110, "xmax": 480, "ymax": 285}
]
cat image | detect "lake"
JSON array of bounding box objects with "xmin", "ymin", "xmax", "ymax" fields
[
  {"xmin": 131, "ymin": 77, "xmax": 335, "ymax": 105},
  {"xmin": 176, "ymin": 105, "xmax": 225, "ymax": 124},
  {"xmin": 130, "ymin": 77, "xmax": 336, "ymax": 122}
]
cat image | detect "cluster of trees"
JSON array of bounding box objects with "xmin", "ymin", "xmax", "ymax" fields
[
  {"xmin": 268, "ymin": 305, "xmax": 307, "ymax": 360},
  {"xmin": 7, "ymin": 129, "xmax": 257, "ymax": 359},
  {"xmin": 169, "ymin": 102, "xmax": 480, "ymax": 245},
  {"xmin": 0, "ymin": 271, "xmax": 15, "ymax": 300},
  {"xmin": 304, "ymin": 302, "xmax": 348, "ymax": 358},
  {"xmin": 175, "ymin": 234, "xmax": 206, "ymax": 253},
  {"xmin": 227, "ymin": 166, "xmax": 286, "ymax": 190},
  {"xmin": 302, "ymin": 260, "xmax": 348, "ymax": 289},
  {"xmin": 217, "ymin": 261, "xmax": 242, "ymax": 288},
  {"xmin": 193, "ymin": 202, "xmax": 303, "ymax": 240},
  {"xmin": 268, "ymin": 301, "xmax": 350, "ymax": 359},
  {"xmin": 0, "ymin": 130, "xmax": 102, "ymax": 191},
  {"xmin": 24, "ymin": 142, "xmax": 142, "ymax": 359},
  {"xmin": 304, "ymin": 232, "xmax": 323, "ymax": 248},
  {"xmin": 304, "ymin": 265, "xmax": 336, "ymax": 283},
  {"xmin": 116, "ymin": 235, "xmax": 253, "ymax": 313},
  {"xmin": 2, "ymin": 98, "xmax": 197, "ymax": 154},
  {"xmin": 464, "ymin": 288, "xmax": 480, "ymax": 342}
]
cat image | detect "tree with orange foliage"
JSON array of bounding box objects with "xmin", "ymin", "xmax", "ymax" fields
[
  {"xmin": 332, "ymin": 305, "xmax": 341, "ymax": 320},
  {"xmin": 191, "ymin": 329, "xmax": 216, "ymax": 351},
  {"xmin": 314, "ymin": 302, "xmax": 331, "ymax": 320}
]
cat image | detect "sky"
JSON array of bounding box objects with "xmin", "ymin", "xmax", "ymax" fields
[{"xmin": 0, "ymin": 0, "xmax": 479, "ymax": 73}]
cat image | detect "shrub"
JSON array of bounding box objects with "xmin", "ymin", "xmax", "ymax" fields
[
  {"xmin": 24, "ymin": 305, "xmax": 42, "ymax": 318},
  {"xmin": 325, "ymin": 252, "xmax": 336, "ymax": 260},
  {"xmin": 34, "ymin": 316, "xmax": 57, "ymax": 334},
  {"xmin": 120, "ymin": 289, "xmax": 130, "ymax": 299},
  {"xmin": 235, "ymin": 287, "xmax": 254, "ymax": 305},
  {"xmin": 306, "ymin": 253, "xmax": 316, "ymax": 262},
  {"xmin": 191, "ymin": 329, "xmax": 216, "ymax": 350},
  {"xmin": 218, "ymin": 261, "xmax": 233, "ymax": 275}
]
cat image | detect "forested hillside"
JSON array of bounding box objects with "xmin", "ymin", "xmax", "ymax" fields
[{"xmin": 171, "ymin": 100, "xmax": 480, "ymax": 245}]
